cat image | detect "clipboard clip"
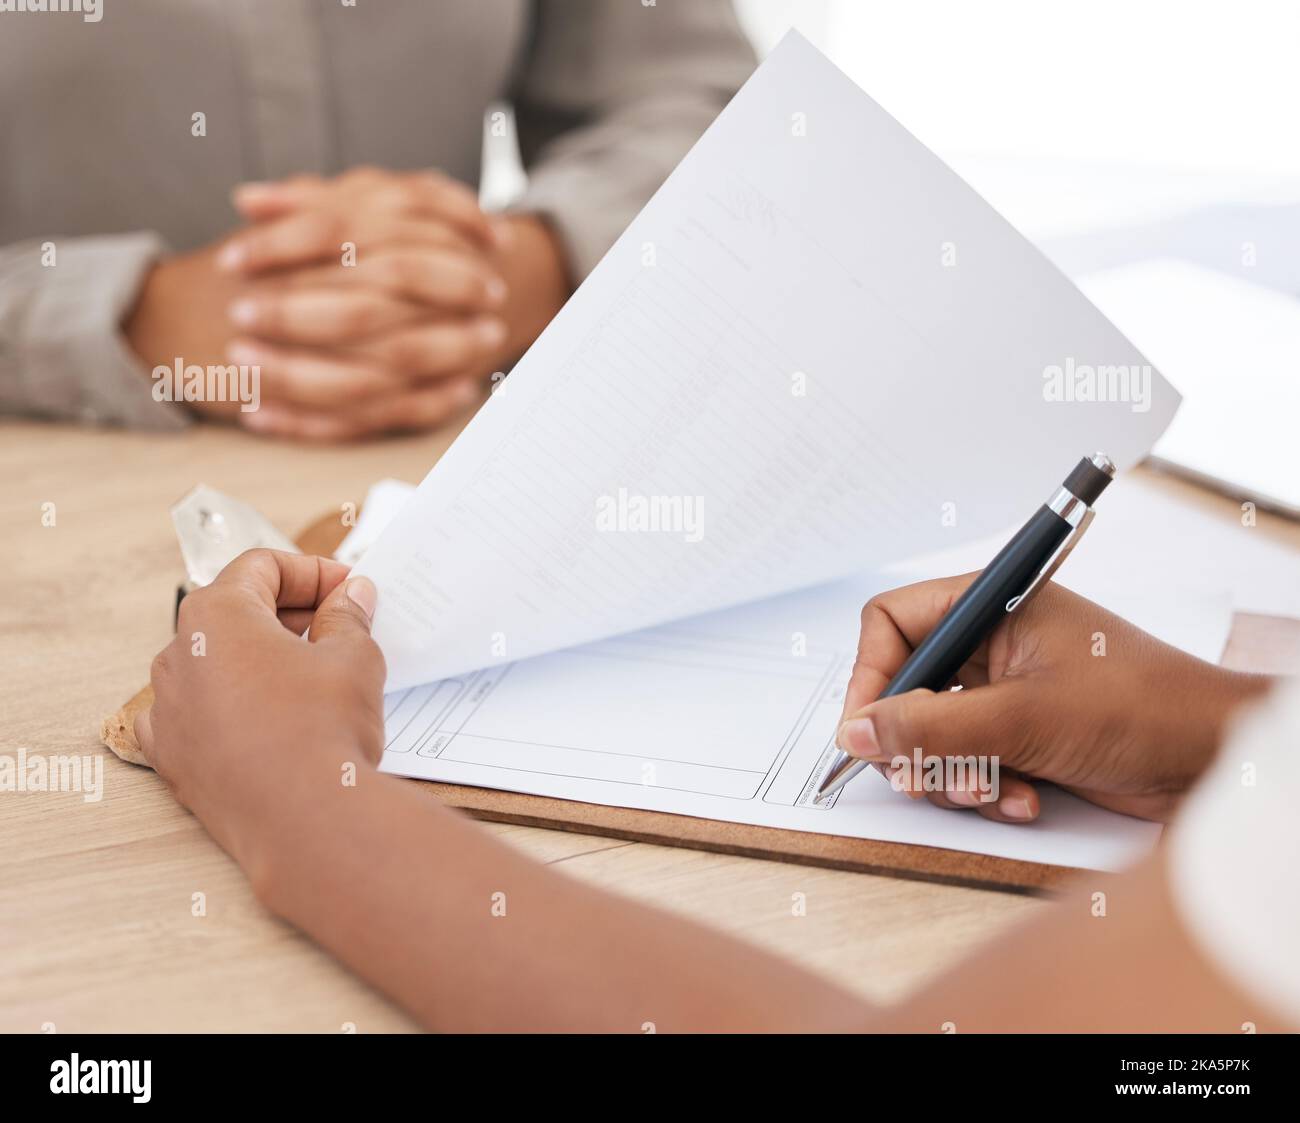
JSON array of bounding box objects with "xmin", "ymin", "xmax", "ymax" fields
[
  {"xmin": 1004, "ymin": 505, "xmax": 1095, "ymax": 613},
  {"xmin": 169, "ymin": 485, "xmax": 299, "ymax": 626},
  {"xmin": 1004, "ymin": 453, "xmax": 1114, "ymax": 613}
]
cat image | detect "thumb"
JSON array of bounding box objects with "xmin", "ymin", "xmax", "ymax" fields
[
  {"xmin": 308, "ymin": 576, "xmax": 378, "ymax": 646},
  {"xmin": 838, "ymin": 683, "xmax": 1031, "ymax": 771}
]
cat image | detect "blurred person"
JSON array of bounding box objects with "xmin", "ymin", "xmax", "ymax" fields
[
  {"xmin": 134, "ymin": 550, "xmax": 1298, "ymax": 1032},
  {"xmin": 0, "ymin": 0, "xmax": 754, "ymax": 439}
]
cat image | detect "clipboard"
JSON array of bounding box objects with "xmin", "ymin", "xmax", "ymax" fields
[{"xmin": 103, "ymin": 500, "xmax": 1290, "ymax": 897}]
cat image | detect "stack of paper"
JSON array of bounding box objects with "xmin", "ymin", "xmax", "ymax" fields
[{"xmin": 351, "ymin": 33, "xmax": 1186, "ymax": 871}]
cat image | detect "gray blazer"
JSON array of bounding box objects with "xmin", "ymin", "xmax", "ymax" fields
[{"xmin": 0, "ymin": 0, "xmax": 754, "ymax": 427}]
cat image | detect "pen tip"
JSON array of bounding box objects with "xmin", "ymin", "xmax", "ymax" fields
[{"xmin": 815, "ymin": 751, "xmax": 859, "ymax": 804}]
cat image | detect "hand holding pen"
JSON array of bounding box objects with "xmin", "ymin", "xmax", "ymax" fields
[{"xmin": 816, "ymin": 455, "xmax": 1271, "ymax": 820}]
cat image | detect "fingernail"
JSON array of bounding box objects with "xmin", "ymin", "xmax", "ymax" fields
[
  {"xmin": 485, "ymin": 277, "xmax": 508, "ymax": 306},
  {"xmin": 838, "ymin": 716, "xmax": 884, "ymax": 760},
  {"xmin": 226, "ymin": 339, "xmax": 266, "ymax": 364},
  {"xmin": 1000, "ymin": 796, "xmax": 1034, "ymax": 820},
  {"xmin": 476, "ymin": 318, "xmax": 507, "ymax": 347},
  {"xmin": 946, "ymin": 788, "xmax": 980, "ymax": 807},
  {"xmin": 228, "ymin": 299, "xmax": 260, "ymax": 328},
  {"xmin": 233, "ymin": 181, "xmax": 273, "ymax": 199},
  {"xmin": 491, "ymin": 218, "xmax": 513, "ymax": 249},
  {"xmin": 216, "ymin": 241, "xmax": 247, "ymax": 272},
  {"xmin": 346, "ymin": 577, "xmax": 378, "ymax": 620},
  {"xmin": 454, "ymin": 380, "xmax": 479, "ymax": 404}
]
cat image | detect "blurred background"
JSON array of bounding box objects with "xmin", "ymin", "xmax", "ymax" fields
[{"xmin": 726, "ymin": 0, "xmax": 1300, "ymax": 513}]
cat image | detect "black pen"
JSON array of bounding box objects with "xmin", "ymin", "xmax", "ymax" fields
[{"xmin": 813, "ymin": 452, "xmax": 1117, "ymax": 803}]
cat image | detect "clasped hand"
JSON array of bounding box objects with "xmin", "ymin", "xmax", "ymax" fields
[{"xmin": 128, "ymin": 167, "xmax": 522, "ymax": 439}]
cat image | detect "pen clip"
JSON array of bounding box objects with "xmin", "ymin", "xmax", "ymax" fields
[{"xmin": 1005, "ymin": 507, "xmax": 1096, "ymax": 613}]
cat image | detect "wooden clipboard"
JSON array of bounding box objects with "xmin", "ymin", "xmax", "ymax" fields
[{"xmin": 102, "ymin": 506, "xmax": 1295, "ymax": 896}]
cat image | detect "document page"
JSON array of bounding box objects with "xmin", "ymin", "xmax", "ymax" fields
[
  {"xmin": 379, "ymin": 573, "xmax": 1178, "ymax": 872},
  {"xmin": 351, "ymin": 34, "xmax": 1192, "ymax": 871},
  {"xmin": 342, "ymin": 474, "xmax": 1219, "ymax": 871},
  {"xmin": 1078, "ymin": 258, "xmax": 1300, "ymax": 514},
  {"xmin": 353, "ymin": 32, "xmax": 1180, "ymax": 690}
]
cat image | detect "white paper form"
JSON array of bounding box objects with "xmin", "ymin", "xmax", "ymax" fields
[
  {"xmin": 353, "ymin": 32, "xmax": 1180, "ymax": 691},
  {"xmin": 350, "ymin": 482, "xmax": 1219, "ymax": 871},
  {"xmin": 334, "ymin": 479, "xmax": 418, "ymax": 567},
  {"xmin": 379, "ymin": 574, "xmax": 1169, "ymax": 872},
  {"xmin": 1078, "ymin": 259, "xmax": 1300, "ymax": 516}
]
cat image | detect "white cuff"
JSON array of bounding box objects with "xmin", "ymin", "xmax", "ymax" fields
[{"xmin": 1168, "ymin": 678, "xmax": 1300, "ymax": 1023}]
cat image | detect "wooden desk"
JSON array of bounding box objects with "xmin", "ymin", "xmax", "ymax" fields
[{"xmin": 2, "ymin": 418, "xmax": 1297, "ymax": 1032}]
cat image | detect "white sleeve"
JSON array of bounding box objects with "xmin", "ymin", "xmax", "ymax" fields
[{"xmin": 1168, "ymin": 676, "xmax": 1300, "ymax": 1023}]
